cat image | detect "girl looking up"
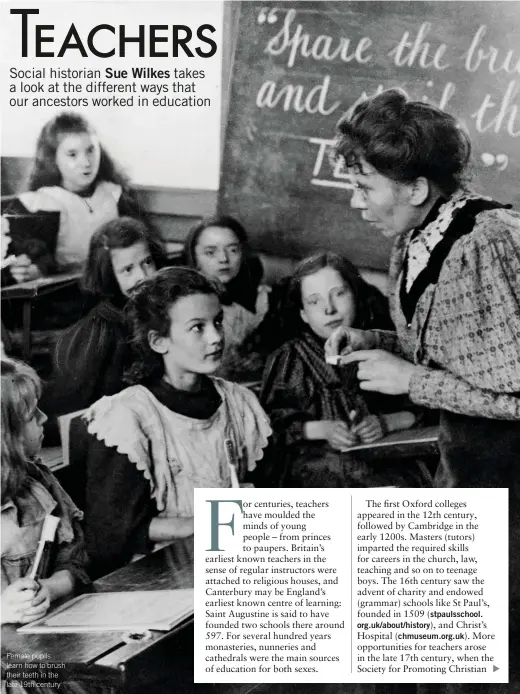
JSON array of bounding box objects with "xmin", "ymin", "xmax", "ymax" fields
[
  {"xmin": 4, "ymin": 111, "xmax": 144, "ymax": 282},
  {"xmin": 46, "ymin": 217, "xmax": 166, "ymax": 418},
  {"xmin": 1, "ymin": 359, "xmax": 89, "ymax": 625},
  {"xmin": 183, "ymin": 216, "xmax": 270, "ymax": 380},
  {"xmin": 81, "ymin": 268, "xmax": 272, "ymax": 578},
  {"xmin": 260, "ymin": 252, "xmax": 431, "ymax": 488}
]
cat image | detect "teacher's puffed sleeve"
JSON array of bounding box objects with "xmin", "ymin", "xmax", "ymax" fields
[{"xmin": 409, "ymin": 212, "xmax": 520, "ymax": 419}]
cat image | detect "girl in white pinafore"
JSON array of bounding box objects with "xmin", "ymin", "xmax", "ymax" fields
[
  {"xmin": 4, "ymin": 111, "xmax": 143, "ymax": 282},
  {"xmin": 81, "ymin": 268, "xmax": 272, "ymax": 579}
]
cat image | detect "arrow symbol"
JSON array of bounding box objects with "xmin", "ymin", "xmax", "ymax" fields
[{"xmin": 493, "ymin": 665, "xmax": 499, "ymax": 672}]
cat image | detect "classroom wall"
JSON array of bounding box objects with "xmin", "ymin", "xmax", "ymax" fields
[
  {"xmin": 0, "ymin": 1, "xmax": 224, "ymax": 191},
  {"xmin": 0, "ymin": 1, "xmax": 388, "ymax": 292}
]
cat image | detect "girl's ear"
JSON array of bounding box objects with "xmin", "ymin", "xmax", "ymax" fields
[
  {"xmin": 300, "ymin": 308, "xmax": 309, "ymax": 326},
  {"xmin": 148, "ymin": 329, "xmax": 169, "ymax": 355}
]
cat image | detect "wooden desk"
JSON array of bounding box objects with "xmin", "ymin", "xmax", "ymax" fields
[
  {"xmin": 164, "ymin": 241, "xmax": 184, "ymax": 259},
  {"xmin": 40, "ymin": 446, "xmax": 66, "ymax": 472},
  {"xmin": 347, "ymin": 425, "xmax": 439, "ymax": 461},
  {"xmin": 1, "ymin": 538, "xmax": 196, "ymax": 692},
  {"xmin": 1, "ymin": 272, "xmax": 81, "ymax": 362}
]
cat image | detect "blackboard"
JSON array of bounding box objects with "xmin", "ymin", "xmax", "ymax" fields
[{"xmin": 219, "ymin": 1, "xmax": 520, "ymax": 270}]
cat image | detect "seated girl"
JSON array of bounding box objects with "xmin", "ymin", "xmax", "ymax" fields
[
  {"xmin": 45, "ymin": 217, "xmax": 166, "ymax": 419},
  {"xmin": 81, "ymin": 268, "xmax": 272, "ymax": 578},
  {"xmin": 1, "ymin": 359, "xmax": 89, "ymax": 625},
  {"xmin": 4, "ymin": 111, "xmax": 144, "ymax": 283},
  {"xmin": 260, "ymin": 252, "xmax": 432, "ymax": 488},
  {"xmin": 182, "ymin": 215, "xmax": 270, "ymax": 380}
]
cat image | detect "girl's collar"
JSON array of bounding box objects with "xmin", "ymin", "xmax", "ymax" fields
[{"xmin": 63, "ymin": 180, "xmax": 98, "ymax": 198}]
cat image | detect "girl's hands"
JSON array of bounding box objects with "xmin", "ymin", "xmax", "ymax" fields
[
  {"xmin": 352, "ymin": 415, "xmax": 384, "ymax": 444},
  {"xmin": 323, "ymin": 416, "xmax": 385, "ymax": 451},
  {"xmin": 323, "ymin": 420, "xmax": 358, "ymax": 451},
  {"xmin": 325, "ymin": 327, "xmax": 378, "ymax": 361},
  {"xmin": 10, "ymin": 254, "xmax": 42, "ymax": 283},
  {"xmin": 0, "ymin": 578, "xmax": 49, "ymax": 625}
]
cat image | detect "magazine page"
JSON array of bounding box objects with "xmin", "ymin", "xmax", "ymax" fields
[
  {"xmin": 1, "ymin": 1, "xmax": 519, "ymax": 693},
  {"xmin": 194, "ymin": 487, "xmax": 509, "ymax": 684}
]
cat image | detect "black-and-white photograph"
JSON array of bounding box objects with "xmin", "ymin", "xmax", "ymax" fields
[{"xmin": 1, "ymin": 1, "xmax": 519, "ymax": 693}]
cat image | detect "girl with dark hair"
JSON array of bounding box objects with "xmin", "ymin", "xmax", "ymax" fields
[
  {"xmin": 260, "ymin": 252, "xmax": 430, "ymax": 488},
  {"xmin": 183, "ymin": 215, "xmax": 270, "ymax": 379},
  {"xmin": 45, "ymin": 217, "xmax": 166, "ymax": 417},
  {"xmin": 4, "ymin": 112, "xmax": 144, "ymax": 282},
  {"xmin": 80, "ymin": 268, "xmax": 272, "ymax": 578},
  {"xmin": 1, "ymin": 359, "xmax": 89, "ymax": 625}
]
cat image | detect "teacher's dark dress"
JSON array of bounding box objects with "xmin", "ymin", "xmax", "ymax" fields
[{"xmin": 376, "ymin": 192, "xmax": 520, "ymax": 688}]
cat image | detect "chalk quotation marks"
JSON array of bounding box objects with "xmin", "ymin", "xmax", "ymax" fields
[
  {"xmin": 257, "ymin": 7, "xmax": 279, "ymax": 25},
  {"xmin": 481, "ymin": 153, "xmax": 509, "ymax": 171}
]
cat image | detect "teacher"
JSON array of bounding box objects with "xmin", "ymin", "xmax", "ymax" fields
[
  {"xmin": 327, "ymin": 88, "xmax": 520, "ymax": 471},
  {"xmin": 327, "ymin": 88, "xmax": 520, "ymax": 608},
  {"xmin": 326, "ymin": 89, "xmax": 520, "ymax": 619}
]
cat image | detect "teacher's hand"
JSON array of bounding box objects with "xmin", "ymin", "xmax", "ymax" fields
[
  {"xmin": 324, "ymin": 326, "xmax": 377, "ymax": 360},
  {"xmin": 340, "ymin": 350, "xmax": 416, "ymax": 395}
]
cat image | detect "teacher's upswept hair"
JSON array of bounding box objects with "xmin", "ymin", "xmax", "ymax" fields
[{"xmin": 335, "ymin": 89, "xmax": 472, "ymax": 196}]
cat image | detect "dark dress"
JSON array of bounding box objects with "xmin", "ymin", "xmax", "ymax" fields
[
  {"xmin": 260, "ymin": 330, "xmax": 432, "ymax": 488},
  {"xmin": 2, "ymin": 189, "xmax": 144, "ymax": 279},
  {"xmin": 74, "ymin": 378, "xmax": 278, "ymax": 579},
  {"xmin": 379, "ymin": 195, "xmax": 520, "ymax": 631},
  {"xmin": 43, "ymin": 299, "xmax": 130, "ymax": 418},
  {"xmin": 1, "ymin": 189, "xmax": 144, "ymax": 331},
  {"xmin": 373, "ymin": 192, "xmax": 520, "ymax": 691}
]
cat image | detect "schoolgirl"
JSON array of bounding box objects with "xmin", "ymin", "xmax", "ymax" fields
[
  {"xmin": 1, "ymin": 359, "xmax": 89, "ymax": 625},
  {"xmin": 260, "ymin": 252, "xmax": 431, "ymax": 488},
  {"xmin": 5, "ymin": 111, "xmax": 143, "ymax": 282},
  {"xmin": 81, "ymin": 268, "xmax": 272, "ymax": 578},
  {"xmin": 183, "ymin": 215, "xmax": 270, "ymax": 379},
  {"xmin": 47, "ymin": 217, "xmax": 166, "ymax": 417}
]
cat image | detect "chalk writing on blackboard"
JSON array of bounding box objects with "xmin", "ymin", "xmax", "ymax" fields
[
  {"xmin": 220, "ymin": 2, "xmax": 519, "ymax": 269},
  {"xmin": 309, "ymin": 138, "xmax": 352, "ymax": 191},
  {"xmin": 259, "ymin": 8, "xmax": 519, "ymax": 143}
]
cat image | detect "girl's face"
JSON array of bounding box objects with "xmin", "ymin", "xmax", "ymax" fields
[
  {"xmin": 111, "ymin": 241, "xmax": 156, "ymax": 297},
  {"xmin": 194, "ymin": 226, "xmax": 243, "ymax": 285},
  {"xmin": 300, "ymin": 266, "xmax": 356, "ymax": 340},
  {"xmin": 55, "ymin": 132, "xmax": 101, "ymax": 193},
  {"xmin": 22, "ymin": 403, "xmax": 47, "ymax": 460},
  {"xmin": 151, "ymin": 293, "xmax": 225, "ymax": 377}
]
